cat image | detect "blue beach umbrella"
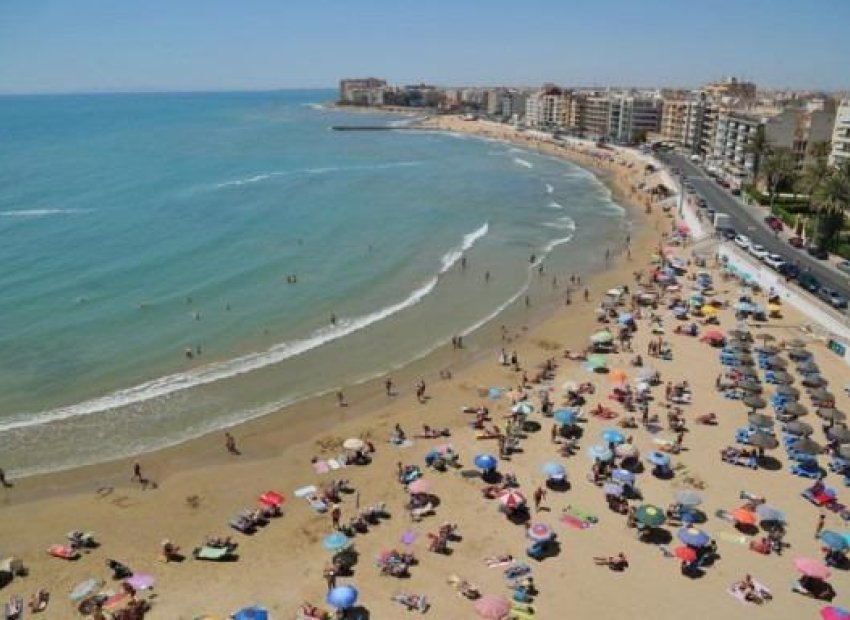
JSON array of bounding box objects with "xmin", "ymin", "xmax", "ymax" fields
[
  {"xmin": 647, "ymin": 451, "xmax": 670, "ymax": 466},
  {"xmin": 512, "ymin": 402, "xmax": 534, "ymax": 415},
  {"xmin": 820, "ymin": 531, "xmax": 850, "ymax": 552},
  {"xmin": 612, "ymin": 469, "xmax": 635, "ymax": 485},
  {"xmin": 541, "ymin": 462, "xmax": 566, "ymax": 480},
  {"xmin": 603, "ymin": 482, "xmax": 624, "ymax": 496},
  {"xmin": 327, "ymin": 585, "xmax": 358, "ymax": 610},
  {"xmin": 474, "ymin": 454, "xmax": 498, "ymax": 471},
  {"xmin": 677, "ymin": 527, "xmax": 710, "ymax": 548},
  {"xmin": 674, "ymin": 490, "xmax": 703, "ymax": 507},
  {"xmin": 232, "ymin": 606, "xmax": 269, "ymax": 620},
  {"xmin": 323, "ymin": 532, "xmax": 350, "ymax": 552},
  {"xmin": 554, "ymin": 409, "xmax": 577, "ymax": 425},
  {"xmin": 601, "ymin": 428, "xmax": 625, "ymax": 445},
  {"xmin": 755, "ymin": 504, "xmax": 786, "ymax": 523},
  {"xmin": 587, "ymin": 445, "xmax": 613, "ymax": 461},
  {"xmin": 618, "ymin": 313, "xmax": 634, "ymax": 325},
  {"xmin": 488, "ymin": 387, "xmax": 503, "ymax": 400}
]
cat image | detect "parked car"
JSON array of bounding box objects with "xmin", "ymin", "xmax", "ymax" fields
[
  {"xmin": 763, "ymin": 254, "xmax": 785, "ymax": 270},
  {"xmin": 748, "ymin": 244, "xmax": 769, "ymax": 260},
  {"xmin": 764, "ymin": 216, "xmax": 784, "ymax": 232},
  {"xmin": 818, "ymin": 287, "xmax": 849, "ymax": 309},
  {"xmin": 788, "ymin": 236, "xmax": 805, "ymax": 249},
  {"xmin": 838, "ymin": 260, "xmax": 850, "ymax": 276},
  {"xmin": 807, "ymin": 245, "xmax": 829, "ymax": 260},
  {"xmin": 697, "ymin": 198, "xmax": 708, "ymax": 208},
  {"xmin": 734, "ymin": 234, "xmax": 751, "ymax": 249},
  {"xmin": 718, "ymin": 227, "xmax": 737, "ymax": 240},
  {"xmin": 797, "ymin": 272, "xmax": 821, "ymax": 293},
  {"xmin": 730, "ymin": 187, "xmax": 741, "ymax": 196},
  {"xmin": 779, "ymin": 263, "xmax": 800, "ymax": 279}
]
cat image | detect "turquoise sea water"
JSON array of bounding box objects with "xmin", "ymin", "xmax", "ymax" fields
[{"xmin": 0, "ymin": 90, "xmax": 629, "ymax": 476}]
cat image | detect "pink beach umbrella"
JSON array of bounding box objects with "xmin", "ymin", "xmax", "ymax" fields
[
  {"xmin": 407, "ymin": 479, "xmax": 431, "ymax": 495},
  {"xmin": 822, "ymin": 607, "xmax": 850, "ymax": 620},
  {"xmin": 794, "ymin": 557, "xmax": 831, "ymax": 580},
  {"xmin": 125, "ymin": 573, "xmax": 155, "ymax": 590},
  {"xmin": 527, "ymin": 522, "xmax": 554, "ymax": 542},
  {"xmin": 474, "ymin": 595, "xmax": 511, "ymax": 619},
  {"xmin": 497, "ymin": 489, "xmax": 526, "ymax": 509}
]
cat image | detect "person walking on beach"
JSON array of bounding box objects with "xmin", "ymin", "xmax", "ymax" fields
[
  {"xmin": 0, "ymin": 467, "xmax": 11, "ymax": 488},
  {"xmin": 815, "ymin": 513, "xmax": 826, "ymax": 539},
  {"xmin": 225, "ymin": 432, "xmax": 240, "ymax": 455},
  {"xmin": 385, "ymin": 378, "xmax": 394, "ymax": 396},
  {"xmin": 583, "ymin": 288, "xmax": 589, "ymax": 301},
  {"xmin": 336, "ymin": 390, "xmax": 346, "ymax": 407},
  {"xmin": 533, "ymin": 486, "xmax": 547, "ymax": 512},
  {"xmin": 132, "ymin": 462, "xmax": 143, "ymax": 484},
  {"xmin": 551, "ymin": 424, "xmax": 559, "ymax": 444},
  {"xmin": 323, "ymin": 564, "xmax": 337, "ymax": 591},
  {"xmin": 331, "ymin": 505, "xmax": 342, "ymax": 530}
]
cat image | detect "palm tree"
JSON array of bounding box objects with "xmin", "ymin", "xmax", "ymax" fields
[
  {"xmin": 761, "ymin": 147, "xmax": 797, "ymax": 214},
  {"xmin": 746, "ymin": 125, "xmax": 770, "ymax": 185},
  {"xmin": 813, "ymin": 162, "xmax": 850, "ymax": 250}
]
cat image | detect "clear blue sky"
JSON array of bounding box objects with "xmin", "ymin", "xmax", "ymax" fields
[{"xmin": 1, "ymin": 0, "xmax": 847, "ymax": 94}]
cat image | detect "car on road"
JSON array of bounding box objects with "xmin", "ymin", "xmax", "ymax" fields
[
  {"xmin": 818, "ymin": 287, "xmax": 849, "ymax": 309},
  {"xmin": 764, "ymin": 216, "xmax": 784, "ymax": 233},
  {"xmin": 838, "ymin": 260, "xmax": 850, "ymax": 276},
  {"xmin": 748, "ymin": 244, "xmax": 769, "ymax": 260},
  {"xmin": 788, "ymin": 236, "xmax": 805, "ymax": 249},
  {"xmin": 807, "ymin": 245, "xmax": 829, "ymax": 260},
  {"xmin": 730, "ymin": 187, "xmax": 741, "ymax": 196},
  {"xmin": 697, "ymin": 198, "xmax": 707, "ymax": 208},
  {"xmin": 779, "ymin": 263, "xmax": 800, "ymax": 279},
  {"xmin": 734, "ymin": 234, "xmax": 751, "ymax": 249},
  {"xmin": 797, "ymin": 271, "xmax": 821, "ymax": 293},
  {"xmin": 763, "ymin": 254, "xmax": 785, "ymax": 270},
  {"xmin": 718, "ymin": 227, "xmax": 736, "ymax": 240}
]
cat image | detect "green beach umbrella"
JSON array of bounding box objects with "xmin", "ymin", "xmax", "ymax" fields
[
  {"xmin": 590, "ymin": 330, "xmax": 613, "ymax": 344},
  {"xmin": 635, "ymin": 504, "xmax": 666, "ymax": 527},
  {"xmin": 586, "ymin": 354, "xmax": 607, "ymax": 370}
]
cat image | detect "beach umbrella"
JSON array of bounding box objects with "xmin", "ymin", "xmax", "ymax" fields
[
  {"xmin": 474, "ymin": 595, "xmax": 511, "ymax": 619},
  {"xmin": 736, "ymin": 354, "xmax": 755, "ymax": 366},
  {"xmin": 488, "ymin": 387, "xmax": 503, "ymax": 400},
  {"xmin": 511, "ymin": 401, "xmax": 534, "ymax": 415},
  {"xmin": 603, "ymin": 482, "xmax": 624, "ymax": 496},
  {"xmin": 748, "ymin": 431, "xmax": 779, "ymax": 450},
  {"xmin": 615, "ymin": 443, "xmax": 639, "ymax": 458},
  {"xmin": 677, "ymin": 527, "xmax": 710, "ymax": 547},
  {"xmin": 497, "ymin": 489, "xmax": 527, "ymax": 509},
  {"xmin": 635, "ymin": 504, "xmax": 666, "ymax": 527},
  {"xmin": 787, "ymin": 338, "xmax": 807, "ymax": 348},
  {"xmin": 784, "ymin": 421, "xmax": 813, "ymax": 436},
  {"xmin": 820, "ymin": 531, "xmax": 850, "ymax": 552},
  {"xmin": 553, "ymin": 409, "xmax": 577, "ymax": 425},
  {"xmin": 586, "ymin": 355, "xmax": 607, "ymax": 370},
  {"xmin": 756, "ymin": 504, "xmax": 786, "ymax": 523},
  {"xmin": 342, "ymin": 438, "xmax": 364, "ymax": 451},
  {"xmin": 232, "ymin": 607, "xmax": 268, "ymax": 620},
  {"xmin": 647, "ymin": 451, "xmax": 670, "ymax": 466},
  {"xmin": 674, "ymin": 546, "xmax": 697, "ymax": 563},
  {"xmin": 701, "ymin": 305, "xmax": 718, "ymax": 317},
  {"xmin": 766, "ymin": 357, "xmax": 788, "ymax": 370},
  {"xmin": 759, "ymin": 333, "xmax": 777, "ymax": 343},
  {"xmin": 327, "ymin": 585, "xmax": 358, "ymax": 610},
  {"xmin": 758, "ymin": 344, "xmax": 780, "ymax": 355},
  {"xmin": 609, "ymin": 369, "xmax": 627, "ymax": 384},
  {"xmin": 612, "ymin": 469, "xmax": 635, "ymax": 484},
  {"xmin": 817, "ymin": 408, "xmax": 845, "ymax": 422},
  {"xmin": 729, "ymin": 508, "xmax": 757, "ymax": 525},
  {"xmin": 743, "ymin": 395, "xmax": 767, "ymax": 410},
  {"xmin": 792, "ymin": 437, "xmax": 823, "ymax": 455},
  {"xmin": 775, "ymin": 385, "xmax": 799, "ymax": 397},
  {"xmin": 822, "ymin": 607, "xmax": 850, "ymax": 620},
  {"xmin": 702, "ymin": 329, "xmax": 724, "ymax": 342},
  {"xmin": 259, "ymin": 490, "xmax": 285, "ymax": 508},
  {"xmin": 739, "ymin": 381, "xmax": 763, "ymax": 394},
  {"xmin": 728, "ymin": 329, "xmax": 750, "ymax": 339},
  {"xmin": 789, "ymin": 348, "xmax": 812, "ymax": 361},
  {"xmin": 798, "ymin": 361, "xmax": 819, "ymax": 373},
  {"xmin": 323, "ymin": 532, "xmax": 350, "ymax": 552},
  {"xmin": 748, "ymin": 413, "xmax": 774, "ymax": 428},
  {"xmin": 474, "ymin": 454, "xmax": 498, "ymax": 471},
  {"xmin": 618, "ymin": 313, "xmax": 634, "ymax": 324},
  {"xmin": 70, "ymin": 577, "xmax": 104, "ymax": 602},
  {"xmin": 601, "ymin": 428, "xmax": 625, "ymax": 444},
  {"xmin": 828, "ymin": 426, "xmax": 850, "ymax": 444},
  {"xmin": 124, "ymin": 573, "xmax": 155, "ymax": 591},
  {"xmin": 674, "ymin": 490, "xmax": 703, "ymax": 507},
  {"xmin": 408, "ymin": 479, "xmax": 431, "ymax": 495},
  {"xmin": 541, "ymin": 462, "xmax": 566, "ymax": 480},
  {"xmin": 794, "ymin": 557, "xmax": 831, "ymax": 580},
  {"xmin": 527, "ymin": 522, "xmax": 555, "ymax": 542},
  {"xmin": 771, "ymin": 371, "xmax": 794, "ymax": 384},
  {"xmin": 782, "ymin": 402, "xmax": 807, "ymax": 417},
  {"xmin": 637, "ymin": 367, "xmax": 656, "ymax": 382},
  {"xmin": 804, "ymin": 375, "xmax": 829, "ymax": 388},
  {"xmin": 590, "ymin": 330, "xmax": 614, "ymax": 344},
  {"xmin": 587, "ymin": 445, "xmax": 613, "ymax": 461}
]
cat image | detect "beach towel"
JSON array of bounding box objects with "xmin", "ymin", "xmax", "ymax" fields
[
  {"xmin": 327, "ymin": 459, "xmax": 343, "ymax": 470},
  {"xmin": 727, "ymin": 580, "xmax": 772, "ymax": 604},
  {"xmin": 312, "ymin": 461, "xmax": 330, "ymax": 474},
  {"xmin": 294, "ymin": 485, "xmax": 317, "ymax": 498},
  {"xmin": 401, "ymin": 530, "xmax": 417, "ymax": 545},
  {"xmin": 485, "ymin": 559, "xmax": 514, "ymax": 568},
  {"xmin": 717, "ymin": 532, "xmax": 749, "ymax": 545},
  {"xmin": 559, "ymin": 515, "xmax": 590, "ymax": 530},
  {"xmin": 563, "ymin": 506, "xmax": 598, "ymax": 523}
]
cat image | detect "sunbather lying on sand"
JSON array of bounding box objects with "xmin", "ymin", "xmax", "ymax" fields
[
  {"xmin": 731, "ymin": 574, "xmax": 772, "ymax": 604},
  {"xmin": 594, "ymin": 552, "xmax": 629, "ymax": 571},
  {"xmin": 483, "ymin": 554, "xmax": 513, "ymax": 566}
]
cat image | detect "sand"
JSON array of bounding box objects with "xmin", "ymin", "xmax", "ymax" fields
[{"xmin": 1, "ymin": 116, "xmax": 848, "ymax": 619}]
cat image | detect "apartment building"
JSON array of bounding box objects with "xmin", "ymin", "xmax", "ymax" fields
[
  {"xmin": 525, "ymin": 86, "xmax": 570, "ymax": 129},
  {"xmin": 661, "ymin": 95, "xmax": 707, "ymax": 152},
  {"xmin": 830, "ymin": 100, "xmax": 850, "ymax": 166},
  {"xmin": 338, "ymin": 78, "xmax": 387, "ymax": 106},
  {"xmin": 704, "ymin": 77, "xmax": 757, "ymax": 102}
]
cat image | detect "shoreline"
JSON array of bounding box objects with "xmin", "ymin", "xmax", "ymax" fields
[{"xmin": 1, "ymin": 118, "xmax": 662, "ymax": 501}]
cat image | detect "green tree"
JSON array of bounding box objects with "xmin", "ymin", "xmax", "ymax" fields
[
  {"xmin": 799, "ymin": 147, "xmax": 831, "ymax": 208},
  {"xmin": 761, "ymin": 147, "xmax": 797, "ymax": 214},
  {"xmin": 813, "ymin": 162, "xmax": 850, "ymax": 250},
  {"xmin": 746, "ymin": 124, "xmax": 770, "ymax": 184}
]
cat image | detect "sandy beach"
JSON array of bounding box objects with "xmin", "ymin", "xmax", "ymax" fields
[{"xmin": 2, "ymin": 117, "xmax": 848, "ymax": 620}]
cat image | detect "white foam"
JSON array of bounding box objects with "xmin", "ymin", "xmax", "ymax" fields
[
  {"xmin": 513, "ymin": 157, "xmax": 534, "ymax": 169},
  {"xmin": 547, "ymin": 201, "xmax": 564, "ymax": 210},
  {"xmin": 439, "ymin": 222, "xmax": 489, "ymax": 273},
  {"xmin": 542, "ymin": 232, "xmax": 575, "ymax": 254},
  {"xmin": 0, "ymin": 209, "xmax": 91, "ymax": 218},
  {"xmin": 543, "ymin": 215, "xmax": 577, "ymax": 232},
  {"xmin": 545, "ymin": 184, "xmax": 554, "ymax": 194},
  {"xmin": 0, "ymin": 276, "xmax": 440, "ymax": 433},
  {"xmin": 214, "ymin": 161, "xmax": 421, "ymax": 189}
]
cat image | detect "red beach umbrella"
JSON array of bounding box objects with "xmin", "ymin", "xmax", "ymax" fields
[
  {"xmin": 497, "ymin": 489, "xmax": 527, "ymax": 509},
  {"xmin": 674, "ymin": 546, "xmax": 697, "ymax": 563},
  {"xmin": 259, "ymin": 491, "xmax": 285, "ymax": 507},
  {"xmin": 474, "ymin": 595, "xmax": 511, "ymax": 619}
]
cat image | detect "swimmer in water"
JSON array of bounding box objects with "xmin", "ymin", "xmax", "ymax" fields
[{"xmin": 330, "ymin": 314, "xmax": 337, "ymax": 326}]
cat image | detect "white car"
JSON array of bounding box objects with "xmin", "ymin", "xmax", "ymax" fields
[
  {"xmin": 734, "ymin": 234, "xmax": 751, "ymax": 249},
  {"xmin": 763, "ymin": 253, "xmax": 785, "ymax": 270},
  {"xmin": 748, "ymin": 244, "xmax": 769, "ymax": 260}
]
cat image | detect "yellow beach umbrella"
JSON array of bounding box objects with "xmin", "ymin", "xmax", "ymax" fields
[{"xmin": 701, "ymin": 305, "xmax": 718, "ymax": 316}]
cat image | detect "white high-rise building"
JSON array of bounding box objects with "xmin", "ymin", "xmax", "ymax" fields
[{"xmin": 830, "ymin": 100, "xmax": 850, "ymax": 166}]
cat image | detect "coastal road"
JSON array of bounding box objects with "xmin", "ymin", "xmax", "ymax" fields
[{"xmin": 661, "ymin": 152, "xmax": 850, "ymax": 304}]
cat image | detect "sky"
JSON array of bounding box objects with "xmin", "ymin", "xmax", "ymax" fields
[{"xmin": 0, "ymin": 0, "xmax": 848, "ymax": 94}]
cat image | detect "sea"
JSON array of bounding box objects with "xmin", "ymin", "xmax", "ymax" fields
[{"xmin": 0, "ymin": 89, "xmax": 631, "ymax": 477}]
